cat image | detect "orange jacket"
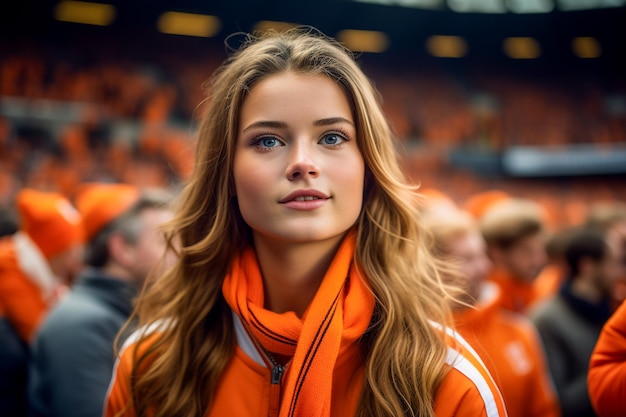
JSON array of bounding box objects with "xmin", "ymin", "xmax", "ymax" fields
[
  {"xmin": 105, "ymin": 315, "xmax": 508, "ymax": 417},
  {"xmin": 0, "ymin": 234, "xmax": 59, "ymax": 342},
  {"xmin": 487, "ymin": 268, "xmax": 537, "ymax": 314},
  {"xmin": 453, "ymin": 283, "xmax": 560, "ymax": 417},
  {"xmin": 588, "ymin": 299, "xmax": 626, "ymax": 417}
]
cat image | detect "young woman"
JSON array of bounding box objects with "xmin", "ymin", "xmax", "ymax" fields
[{"xmin": 105, "ymin": 28, "xmax": 506, "ymax": 417}]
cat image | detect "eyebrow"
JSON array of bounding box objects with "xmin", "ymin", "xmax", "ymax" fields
[
  {"xmin": 313, "ymin": 117, "xmax": 354, "ymax": 127},
  {"xmin": 242, "ymin": 117, "xmax": 354, "ymax": 133}
]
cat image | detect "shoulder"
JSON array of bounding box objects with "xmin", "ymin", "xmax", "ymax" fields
[
  {"xmin": 434, "ymin": 325, "xmax": 507, "ymax": 417},
  {"xmin": 529, "ymin": 296, "xmax": 565, "ymax": 324},
  {"xmin": 43, "ymin": 293, "xmax": 117, "ymax": 330},
  {"xmin": 105, "ymin": 323, "xmax": 167, "ymax": 410},
  {"xmin": 115, "ymin": 321, "xmax": 170, "ymax": 365}
]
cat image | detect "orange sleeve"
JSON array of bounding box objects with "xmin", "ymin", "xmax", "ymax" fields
[
  {"xmin": 435, "ymin": 332, "xmax": 509, "ymax": 417},
  {"xmin": 0, "ymin": 263, "xmax": 48, "ymax": 343},
  {"xmin": 588, "ymin": 300, "xmax": 626, "ymax": 417},
  {"xmin": 434, "ymin": 367, "xmax": 507, "ymax": 417}
]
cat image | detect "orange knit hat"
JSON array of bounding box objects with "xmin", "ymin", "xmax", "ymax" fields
[
  {"xmin": 74, "ymin": 183, "xmax": 140, "ymax": 241},
  {"xmin": 16, "ymin": 189, "xmax": 84, "ymax": 260},
  {"xmin": 463, "ymin": 189, "xmax": 511, "ymax": 220}
]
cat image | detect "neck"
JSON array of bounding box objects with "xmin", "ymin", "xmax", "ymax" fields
[
  {"xmin": 491, "ymin": 265, "xmax": 528, "ymax": 284},
  {"xmin": 253, "ymin": 234, "xmax": 345, "ymax": 317}
]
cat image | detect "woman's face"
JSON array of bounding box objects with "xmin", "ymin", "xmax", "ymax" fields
[{"xmin": 234, "ymin": 71, "xmax": 364, "ymax": 245}]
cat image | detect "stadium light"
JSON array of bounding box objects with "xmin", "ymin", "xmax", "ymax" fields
[
  {"xmin": 349, "ymin": 0, "xmax": 445, "ymax": 10},
  {"xmin": 503, "ymin": 37, "xmax": 541, "ymax": 59},
  {"xmin": 572, "ymin": 37, "xmax": 601, "ymax": 58},
  {"xmin": 157, "ymin": 12, "xmax": 221, "ymax": 38},
  {"xmin": 336, "ymin": 30, "xmax": 390, "ymax": 53},
  {"xmin": 54, "ymin": 1, "xmax": 116, "ymax": 26},
  {"xmin": 253, "ymin": 21, "xmax": 298, "ymax": 34},
  {"xmin": 506, "ymin": 0, "xmax": 554, "ymax": 13},
  {"xmin": 448, "ymin": 0, "xmax": 506, "ymax": 13},
  {"xmin": 426, "ymin": 35, "xmax": 468, "ymax": 58}
]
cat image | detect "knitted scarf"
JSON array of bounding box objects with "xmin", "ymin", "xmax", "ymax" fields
[{"xmin": 222, "ymin": 232, "xmax": 375, "ymax": 417}]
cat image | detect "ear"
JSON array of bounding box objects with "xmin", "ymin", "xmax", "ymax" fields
[{"xmin": 107, "ymin": 233, "xmax": 134, "ymax": 268}]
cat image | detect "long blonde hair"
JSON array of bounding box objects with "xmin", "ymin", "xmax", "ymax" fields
[{"xmin": 126, "ymin": 27, "xmax": 454, "ymax": 417}]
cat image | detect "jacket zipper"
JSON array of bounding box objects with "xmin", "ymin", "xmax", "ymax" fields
[{"xmin": 269, "ymin": 363, "xmax": 284, "ymax": 417}]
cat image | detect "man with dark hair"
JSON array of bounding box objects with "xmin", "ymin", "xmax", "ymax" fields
[
  {"xmin": 28, "ymin": 183, "xmax": 175, "ymax": 417},
  {"xmin": 530, "ymin": 226, "xmax": 624, "ymax": 417}
]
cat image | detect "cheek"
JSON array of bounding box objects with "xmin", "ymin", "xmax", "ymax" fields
[
  {"xmin": 233, "ymin": 162, "xmax": 273, "ymax": 220},
  {"xmin": 336, "ymin": 157, "xmax": 365, "ymax": 212}
]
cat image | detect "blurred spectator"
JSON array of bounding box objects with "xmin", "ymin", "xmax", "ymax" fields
[
  {"xmin": 531, "ymin": 227, "xmax": 579, "ymax": 309},
  {"xmin": 0, "ymin": 189, "xmax": 84, "ymax": 342},
  {"xmin": 479, "ymin": 197, "xmax": 549, "ymax": 314},
  {"xmin": 0, "ymin": 189, "xmax": 84, "ymax": 417},
  {"xmin": 530, "ymin": 226, "xmax": 624, "ymax": 417},
  {"xmin": 423, "ymin": 207, "xmax": 561, "ymax": 417},
  {"xmin": 585, "ymin": 202, "xmax": 626, "ymax": 307},
  {"xmin": 588, "ymin": 299, "xmax": 626, "ymax": 417},
  {"xmin": 28, "ymin": 183, "xmax": 175, "ymax": 417}
]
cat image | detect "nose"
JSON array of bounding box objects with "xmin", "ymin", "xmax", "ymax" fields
[{"xmin": 285, "ymin": 142, "xmax": 320, "ymax": 181}]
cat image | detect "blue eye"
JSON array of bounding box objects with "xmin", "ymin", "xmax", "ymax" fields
[
  {"xmin": 259, "ymin": 137, "xmax": 281, "ymax": 148},
  {"xmin": 320, "ymin": 133, "xmax": 345, "ymax": 146}
]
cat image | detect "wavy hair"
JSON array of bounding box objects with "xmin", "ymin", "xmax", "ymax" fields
[{"xmin": 124, "ymin": 27, "xmax": 456, "ymax": 417}]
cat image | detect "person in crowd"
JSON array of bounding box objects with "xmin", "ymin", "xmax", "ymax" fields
[
  {"xmin": 104, "ymin": 28, "xmax": 507, "ymax": 417},
  {"xmin": 0, "ymin": 188, "xmax": 85, "ymax": 342},
  {"xmin": 531, "ymin": 226, "xmax": 578, "ymax": 309},
  {"xmin": 423, "ymin": 205, "xmax": 560, "ymax": 417},
  {"xmin": 530, "ymin": 226, "xmax": 624, "ymax": 417},
  {"xmin": 479, "ymin": 197, "xmax": 549, "ymax": 314},
  {"xmin": 28, "ymin": 183, "xmax": 175, "ymax": 417},
  {"xmin": 0, "ymin": 203, "xmax": 22, "ymax": 416},
  {"xmin": 588, "ymin": 298, "xmax": 626, "ymax": 417},
  {"xmin": 0, "ymin": 189, "xmax": 84, "ymax": 417},
  {"xmin": 584, "ymin": 202, "xmax": 626, "ymax": 308}
]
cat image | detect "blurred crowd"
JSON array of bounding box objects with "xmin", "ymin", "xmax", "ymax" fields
[
  {"xmin": 1, "ymin": 36, "xmax": 626, "ymax": 417},
  {"xmin": 1, "ymin": 40, "xmax": 625, "ymax": 209},
  {"xmin": 419, "ymin": 188, "xmax": 626, "ymax": 417}
]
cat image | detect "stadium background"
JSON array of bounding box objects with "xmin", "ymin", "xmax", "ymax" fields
[{"xmin": 1, "ymin": 0, "xmax": 625, "ymax": 228}]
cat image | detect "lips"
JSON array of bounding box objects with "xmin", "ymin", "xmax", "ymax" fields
[
  {"xmin": 279, "ymin": 189, "xmax": 330, "ymax": 204},
  {"xmin": 293, "ymin": 196, "xmax": 322, "ymax": 201}
]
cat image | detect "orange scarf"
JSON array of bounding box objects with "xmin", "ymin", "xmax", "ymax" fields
[{"xmin": 222, "ymin": 233, "xmax": 375, "ymax": 417}]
